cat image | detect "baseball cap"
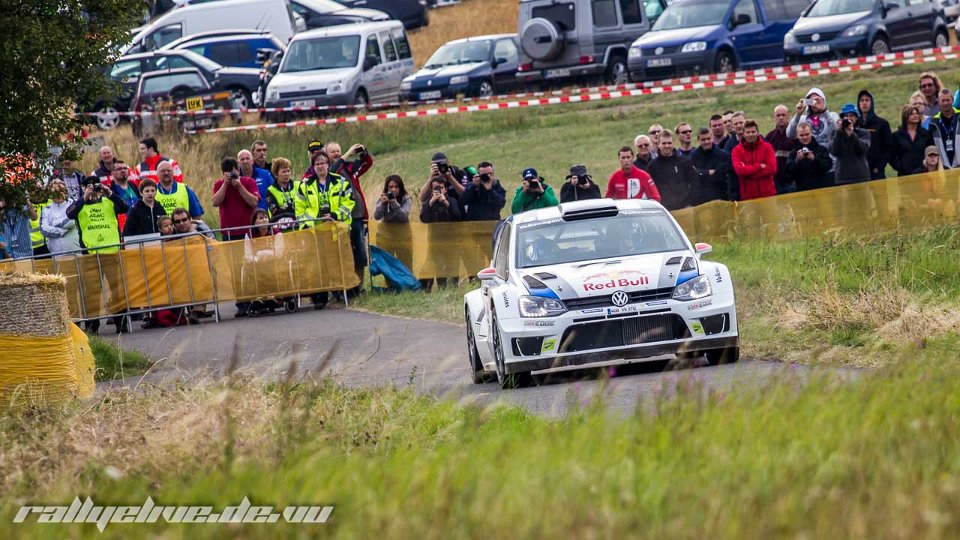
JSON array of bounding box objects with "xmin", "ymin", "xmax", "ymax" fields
[
  {"xmin": 522, "ymin": 167, "xmax": 538, "ymax": 180},
  {"xmin": 431, "ymin": 151, "xmax": 448, "ymax": 162},
  {"xmin": 925, "ymin": 145, "xmax": 939, "ymax": 156},
  {"xmin": 307, "ymin": 140, "xmax": 323, "ymax": 152},
  {"xmin": 82, "ymin": 175, "xmax": 102, "ymax": 186},
  {"xmin": 464, "ymin": 166, "xmax": 478, "ymax": 177}
]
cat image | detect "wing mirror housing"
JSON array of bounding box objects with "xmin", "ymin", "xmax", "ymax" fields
[
  {"xmin": 694, "ymin": 242, "xmax": 712, "ymax": 256},
  {"xmin": 477, "ymin": 267, "xmax": 499, "ymax": 281}
]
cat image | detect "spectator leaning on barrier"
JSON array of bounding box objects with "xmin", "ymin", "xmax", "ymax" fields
[
  {"xmin": 122, "ymin": 179, "xmax": 166, "ymax": 237},
  {"xmin": 0, "ymin": 197, "xmax": 38, "ymax": 260},
  {"xmin": 917, "ymin": 72, "xmax": 943, "ymax": 120},
  {"xmin": 675, "ymin": 123, "xmax": 695, "ymax": 157},
  {"xmin": 710, "ymin": 114, "xmax": 726, "ymax": 146},
  {"xmin": 562, "ymin": 164, "xmax": 602, "ymax": 203},
  {"xmin": 732, "ymin": 120, "xmax": 778, "ymax": 200},
  {"xmin": 633, "ymin": 135, "xmax": 655, "ymax": 172},
  {"xmin": 374, "ymin": 175, "xmax": 412, "ymax": 223},
  {"xmin": 239, "ymin": 149, "xmax": 273, "ymax": 211},
  {"xmin": 40, "ymin": 179, "xmax": 81, "ymax": 255},
  {"xmin": 918, "ymin": 146, "xmax": 944, "ymax": 173},
  {"xmin": 172, "ymin": 207, "xmax": 214, "ymax": 238},
  {"xmin": 512, "ymin": 168, "xmax": 558, "ymax": 214},
  {"xmin": 266, "ymin": 157, "xmax": 299, "ymax": 229},
  {"xmin": 831, "ymin": 104, "xmax": 872, "ymax": 185},
  {"xmin": 766, "ymin": 104, "xmax": 797, "ymax": 193},
  {"xmin": 786, "ymin": 122, "xmax": 833, "ymax": 192},
  {"xmin": 420, "ymin": 174, "xmax": 462, "ymax": 222},
  {"xmin": 461, "ymin": 161, "xmax": 507, "ymax": 219},
  {"xmin": 930, "ymin": 88, "xmax": 960, "ymax": 169},
  {"xmin": 213, "ymin": 157, "xmax": 260, "ymax": 240},
  {"xmin": 647, "ymin": 130, "xmax": 699, "ymax": 210},
  {"xmin": 156, "ymin": 160, "xmax": 203, "ymax": 218},
  {"xmin": 722, "ymin": 112, "xmax": 746, "ymax": 153},
  {"xmin": 605, "ymin": 148, "xmax": 659, "ymax": 202},
  {"xmin": 690, "ymin": 128, "xmax": 735, "ymax": 204},
  {"xmin": 891, "ymin": 105, "xmax": 934, "ymax": 177},
  {"xmin": 131, "ymin": 137, "xmax": 183, "ymax": 185},
  {"xmin": 856, "ymin": 90, "xmax": 893, "ymax": 180},
  {"xmin": 91, "ymin": 146, "xmax": 117, "ymax": 182}
]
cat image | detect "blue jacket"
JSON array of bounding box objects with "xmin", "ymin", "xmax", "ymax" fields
[
  {"xmin": 460, "ymin": 180, "xmax": 506, "ymax": 221},
  {"xmin": 251, "ymin": 166, "xmax": 275, "ymax": 210}
]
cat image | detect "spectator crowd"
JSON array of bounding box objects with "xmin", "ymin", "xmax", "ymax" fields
[{"xmin": 1, "ymin": 72, "xmax": 958, "ymax": 332}]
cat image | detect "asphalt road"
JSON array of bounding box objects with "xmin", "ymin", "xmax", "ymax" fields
[{"xmin": 107, "ymin": 305, "xmax": 851, "ymax": 417}]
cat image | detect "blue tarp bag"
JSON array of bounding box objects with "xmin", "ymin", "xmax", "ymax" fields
[{"xmin": 369, "ymin": 245, "xmax": 422, "ymax": 291}]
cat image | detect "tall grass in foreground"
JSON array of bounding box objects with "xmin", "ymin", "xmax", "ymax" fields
[
  {"xmin": 2, "ymin": 335, "xmax": 960, "ymax": 538},
  {"xmin": 89, "ymin": 335, "xmax": 153, "ymax": 381}
]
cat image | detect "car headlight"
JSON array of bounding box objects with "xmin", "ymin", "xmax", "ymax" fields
[
  {"xmin": 449, "ymin": 75, "xmax": 469, "ymax": 85},
  {"xmin": 328, "ymin": 83, "xmax": 343, "ymax": 94},
  {"xmin": 400, "ymin": 80, "xmax": 411, "ymax": 90},
  {"xmin": 672, "ymin": 274, "xmax": 712, "ymax": 301},
  {"xmin": 784, "ymin": 32, "xmax": 797, "ymax": 47},
  {"xmin": 629, "ymin": 45, "xmax": 642, "ymax": 58},
  {"xmin": 519, "ymin": 296, "xmax": 567, "ymax": 318},
  {"xmin": 267, "ymin": 89, "xmax": 278, "ymax": 101},
  {"xmin": 842, "ymin": 24, "xmax": 867, "ymax": 37},
  {"xmin": 681, "ymin": 41, "xmax": 707, "ymax": 53}
]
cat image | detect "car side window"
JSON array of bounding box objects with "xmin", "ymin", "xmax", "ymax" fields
[
  {"xmin": 365, "ymin": 35, "xmax": 382, "ymax": 66},
  {"xmin": 760, "ymin": 0, "xmax": 787, "ymax": 20},
  {"xmin": 493, "ymin": 39, "xmax": 518, "ymax": 64},
  {"xmin": 643, "ymin": 0, "xmax": 665, "ymax": 23},
  {"xmin": 209, "ymin": 42, "xmax": 246, "ymax": 66},
  {"xmin": 380, "ymin": 31, "xmax": 398, "ymax": 62},
  {"xmin": 620, "ymin": 0, "xmax": 644, "ymax": 24},
  {"xmin": 494, "ymin": 225, "xmax": 511, "ymax": 276},
  {"xmin": 592, "ymin": 0, "xmax": 620, "ymax": 27},
  {"xmin": 146, "ymin": 24, "xmax": 183, "ymax": 51},
  {"xmin": 110, "ymin": 60, "xmax": 141, "ymax": 81},
  {"xmin": 187, "ymin": 45, "xmax": 206, "ymax": 57},
  {"xmin": 779, "ymin": 0, "xmax": 810, "ymax": 17},
  {"xmin": 392, "ymin": 28, "xmax": 412, "ymax": 59},
  {"xmin": 732, "ymin": 0, "xmax": 758, "ymax": 25}
]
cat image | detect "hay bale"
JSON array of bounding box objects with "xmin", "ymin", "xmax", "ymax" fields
[{"xmin": 0, "ymin": 272, "xmax": 68, "ymax": 337}]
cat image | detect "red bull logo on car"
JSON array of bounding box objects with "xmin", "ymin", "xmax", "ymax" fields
[{"xmin": 581, "ymin": 270, "xmax": 649, "ymax": 291}]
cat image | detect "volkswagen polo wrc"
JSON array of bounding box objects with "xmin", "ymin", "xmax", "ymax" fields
[{"xmin": 464, "ymin": 199, "xmax": 739, "ymax": 389}]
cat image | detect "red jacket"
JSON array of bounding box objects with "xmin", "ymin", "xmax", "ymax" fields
[
  {"xmin": 605, "ymin": 166, "xmax": 661, "ymax": 201},
  {"xmin": 731, "ymin": 139, "xmax": 777, "ymax": 200}
]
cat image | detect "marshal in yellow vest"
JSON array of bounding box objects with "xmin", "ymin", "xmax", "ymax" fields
[
  {"xmin": 156, "ymin": 183, "xmax": 190, "ymax": 215},
  {"xmin": 77, "ymin": 198, "xmax": 121, "ymax": 254}
]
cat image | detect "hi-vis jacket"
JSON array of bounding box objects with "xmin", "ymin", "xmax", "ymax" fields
[{"xmin": 295, "ymin": 172, "xmax": 355, "ymax": 227}]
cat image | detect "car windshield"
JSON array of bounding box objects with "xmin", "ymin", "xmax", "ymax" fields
[
  {"xmin": 652, "ymin": 0, "xmax": 730, "ymax": 30},
  {"xmin": 515, "ymin": 209, "xmax": 688, "ymax": 268},
  {"xmin": 281, "ymin": 35, "xmax": 361, "ymax": 73},
  {"xmin": 806, "ymin": 0, "xmax": 874, "ymax": 16},
  {"xmin": 423, "ymin": 40, "xmax": 492, "ymax": 69},
  {"xmin": 158, "ymin": 50, "xmax": 221, "ymax": 72}
]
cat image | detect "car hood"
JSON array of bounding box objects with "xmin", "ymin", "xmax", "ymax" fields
[
  {"xmin": 792, "ymin": 11, "xmax": 872, "ymax": 33},
  {"xmin": 405, "ymin": 61, "xmax": 487, "ymax": 81},
  {"xmin": 634, "ymin": 26, "xmax": 719, "ymax": 47},
  {"xmin": 340, "ymin": 7, "xmax": 390, "ymax": 19},
  {"xmin": 516, "ymin": 250, "xmax": 699, "ymax": 302},
  {"xmin": 269, "ymin": 68, "xmax": 354, "ymax": 89}
]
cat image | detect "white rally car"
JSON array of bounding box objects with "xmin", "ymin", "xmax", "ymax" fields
[{"xmin": 464, "ymin": 199, "xmax": 739, "ymax": 388}]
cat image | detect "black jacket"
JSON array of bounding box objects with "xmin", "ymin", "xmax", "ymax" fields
[
  {"xmin": 633, "ymin": 155, "xmax": 652, "ymax": 172},
  {"xmin": 856, "ymin": 90, "xmax": 893, "ymax": 177},
  {"xmin": 419, "ymin": 193, "xmax": 462, "ymax": 222},
  {"xmin": 785, "ymin": 138, "xmax": 833, "ymax": 191},
  {"xmin": 646, "ymin": 154, "xmax": 700, "ymax": 210},
  {"xmin": 689, "ymin": 146, "xmax": 734, "ymax": 203},
  {"xmin": 890, "ymin": 126, "xmax": 933, "ymax": 177},
  {"xmin": 122, "ymin": 200, "xmax": 167, "ymax": 237},
  {"xmin": 559, "ymin": 180, "xmax": 602, "ymax": 203},
  {"xmin": 460, "ymin": 180, "xmax": 507, "ymax": 221},
  {"xmin": 830, "ymin": 127, "xmax": 871, "ymax": 184}
]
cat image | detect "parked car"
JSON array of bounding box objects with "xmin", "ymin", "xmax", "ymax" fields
[
  {"xmin": 335, "ymin": 0, "xmax": 430, "ymax": 29},
  {"xmin": 263, "ymin": 20, "xmax": 414, "ymax": 113},
  {"xmin": 400, "ymin": 34, "xmax": 520, "ymax": 100},
  {"xmin": 112, "ymin": 50, "xmax": 260, "ymax": 107},
  {"xmin": 784, "ymin": 0, "xmax": 948, "ymax": 62},
  {"xmin": 122, "ymin": 0, "xmax": 302, "ymax": 55},
  {"xmin": 464, "ymin": 198, "xmax": 739, "ymax": 389},
  {"xmin": 288, "ymin": 0, "xmax": 389, "ymax": 29},
  {"xmin": 130, "ymin": 68, "xmax": 241, "ymax": 136},
  {"xmin": 628, "ymin": 0, "xmax": 809, "ymax": 81},
  {"xmin": 936, "ymin": 0, "xmax": 960, "ymax": 21},
  {"xmin": 516, "ymin": 0, "xmax": 669, "ymax": 87},
  {"xmin": 160, "ymin": 30, "xmax": 284, "ymax": 69}
]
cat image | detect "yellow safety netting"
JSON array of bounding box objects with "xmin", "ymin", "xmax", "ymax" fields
[
  {"xmin": 0, "ymin": 323, "xmax": 96, "ymax": 406},
  {"xmin": 369, "ymin": 220, "xmax": 497, "ymax": 281}
]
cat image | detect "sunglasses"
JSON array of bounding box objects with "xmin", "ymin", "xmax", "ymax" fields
[
  {"xmin": 679, "ymin": 130, "xmax": 692, "ymax": 135},
  {"xmin": 173, "ymin": 218, "xmax": 190, "ymax": 224},
  {"xmin": 920, "ymin": 83, "xmax": 935, "ymax": 89},
  {"xmin": 637, "ymin": 143, "xmax": 650, "ymax": 147},
  {"xmin": 648, "ymin": 130, "xmax": 661, "ymax": 135}
]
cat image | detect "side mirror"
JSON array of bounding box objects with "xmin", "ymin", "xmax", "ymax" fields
[
  {"xmin": 732, "ymin": 13, "xmax": 751, "ymax": 27},
  {"xmin": 477, "ymin": 267, "xmax": 499, "ymax": 281},
  {"xmin": 363, "ymin": 56, "xmax": 377, "ymax": 71},
  {"xmin": 882, "ymin": 2, "xmax": 899, "ymax": 13},
  {"xmin": 694, "ymin": 242, "xmax": 712, "ymax": 255}
]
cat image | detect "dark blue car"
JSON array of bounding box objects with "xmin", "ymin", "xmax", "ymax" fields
[
  {"xmin": 628, "ymin": 0, "xmax": 810, "ymax": 81},
  {"xmin": 400, "ymin": 34, "xmax": 520, "ymax": 101}
]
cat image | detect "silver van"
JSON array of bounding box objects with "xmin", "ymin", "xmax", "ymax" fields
[{"xmin": 264, "ymin": 20, "xmax": 414, "ymax": 109}]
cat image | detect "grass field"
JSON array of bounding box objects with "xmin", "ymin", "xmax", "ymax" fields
[
  {"xmin": 408, "ymin": 0, "xmax": 518, "ymax": 68},
  {"xmin": 89, "ymin": 334, "xmax": 153, "ymax": 382}
]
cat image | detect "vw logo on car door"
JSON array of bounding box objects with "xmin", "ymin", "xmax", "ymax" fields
[{"xmin": 611, "ymin": 290, "xmax": 629, "ymax": 307}]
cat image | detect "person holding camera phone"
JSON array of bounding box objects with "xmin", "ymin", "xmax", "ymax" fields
[
  {"xmin": 460, "ymin": 161, "xmax": 507, "ymax": 220},
  {"xmin": 511, "ymin": 167, "xmax": 558, "ymax": 214},
  {"xmin": 785, "ymin": 122, "xmax": 833, "ymax": 192},
  {"xmin": 561, "ymin": 164, "xmax": 602, "ymax": 203},
  {"xmin": 830, "ymin": 103, "xmax": 872, "ymax": 185},
  {"xmin": 787, "ymin": 88, "xmax": 839, "ymax": 149},
  {"xmin": 603, "ymin": 148, "xmax": 659, "ymax": 203}
]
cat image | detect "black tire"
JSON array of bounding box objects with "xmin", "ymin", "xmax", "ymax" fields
[
  {"xmin": 354, "ymin": 89, "xmax": 369, "ymax": 109},
  {"xmin": 705, "ymin": 346, "xmax": 740, "ymax": 366},
  {"xmin": 492, "ymin": 311, "xmax": 534, "ymax": 389},
  {"xmin": 477, "ymin": 79, "xmax": 495, "ymax": 98},
  {"xmin": 870, "ymin": 36, "xmax": 889, "ymax": 56},
  {"xmin": 604, "ymin": 55, "xmax": 628, "ymax": 85},
  {"xmin": 466, "ymin": 309, "xmax": 491, "ymax": 384},
  {"xmin": 714, "ymin": 51, "xmax": 734, "ymax": 74},
  {"xmin": 284, "ymin": 299, "xmax": 299, "ymax": 313}
]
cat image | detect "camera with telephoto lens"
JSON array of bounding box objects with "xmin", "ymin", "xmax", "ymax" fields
[
  {"xmin": 433, "ymin": 160, "xmax": 449, "ymax": 174},
  {"xmin": 578, "ymin": 175, "xmax": 592, "ymax": 186},
  {"xmin": 528, "ymin": 179, "xmax": 541, "ymax": 191},
  {"xmin": 386, "ymin": 191, "xmax": 395, "ymax": 200},
  {"xmin": 479, "ymin": 173, "xmax": 491, "ymax": 183},
  {"xmin": 320, "ymin": 204, "xmax": 331, "ymax": 216},
  {"xmin": 91, "ymin": 183, "xmax": 103, "ymax": 193}
]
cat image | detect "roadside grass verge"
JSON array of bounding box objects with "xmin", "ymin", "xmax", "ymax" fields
[
  {"xmin": 3, "ymin": 336, "xmax": 960, "ymax": 538},
  {"xmin": 89, "ymin": 335, "xmax": 153, "ymax": 382}
]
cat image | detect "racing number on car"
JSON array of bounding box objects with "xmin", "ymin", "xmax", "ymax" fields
[{"xmin": 185, "ymin": 97, "xmax": 203, "ymax": 112}]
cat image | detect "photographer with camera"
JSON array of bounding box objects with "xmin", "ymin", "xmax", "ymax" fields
[
  {"xmin": 212, "ymin": 157, "xmax": 260, "ymax": 241},
  {"xmin": 511, "ymin": 168, "xmax": 558, "ymax": 214},
  {"xmin": 327, "ymin": 141, "xmax": 374, "ymax": 292},
  {"xmin": 786, "ymin": 122, "xmax": 832, "ymax": 192},
  {"xmin": 419, "ymin": 175, "xmax": 462, "ymax": 223},
  {"xmin": 460, "ymin": 161, "xmax": 506, "ymax": 220},
  {"xmin": 418, "ymin": 152, "xmax": 466, "ymax": 209},
  {"xmin": 375, "ymin": 175, "xmax": 412, "ymax": 223},
  {"xmin": 830, "ymin": 104, "xmax": 872, "ymax": 185},
  {"xmin": 561, "ymin": 164, "xmax": 602, "ymax": 203},
  {"xmin": 604, "ymin": 147, "xmax": 660, "ymax": 202}
]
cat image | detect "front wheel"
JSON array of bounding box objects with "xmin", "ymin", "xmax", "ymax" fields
[
  {"xmin": 870, "ymin": 36, "xmax": 889, "ymax": 56},
  {"xmin": 705, "ymin": 346, "xmax": 740, "ymax": 366},
  {"xmin": 604, "ymin": 55, "xmax": 628, "ymax": 85},
  {"xmin": 934, "ymin": 30, "xmax": 948, "ymax": 49},
  {"xmin": 477, "ymin": 79, "xmax": 495, "ymax": 98},
  {"xmin": 714, "ymin": 51, "xmax": 734, "ymax": 75},
  {"xmin": 492, "ymin": 311, "xmax": 534, "ymax": 389},
  {"xmin": 354, "ymin": 89, "xmax": 369, "ymax": 110},
  {"xmin": 466, "ymin": 310, "xmax": 491, "ymax": 384}
]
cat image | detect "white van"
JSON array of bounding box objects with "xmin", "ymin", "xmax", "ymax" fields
[
  {"xmin": 122, "ymin": 0, "xmax": 304, "ymax": 55},
  {"xmin": 264, "ymin": 20, "xmax": 414, "ymax": 109}
]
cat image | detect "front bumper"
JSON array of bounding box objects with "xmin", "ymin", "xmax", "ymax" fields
[
  {"xmin": 784, "ymin": 36, "xmax": 869, "ymax": 63},
  {"xmin": 264, "ymin": 92, "xmax": 354, "ymax": 109},
  {"xmin": 628, "ymin": 50, "xmax": 716, "ymax": 82},
  {"xmin": 498, "ymin": 298, "xmax": 738, "ymax": 374},
  {"xmin": 401, "ymin": 79, "xmax": 480, "ymax": 101},
  {"xmin": 517, "ymin": 62, "xmax": 606, "ymax": 83}
]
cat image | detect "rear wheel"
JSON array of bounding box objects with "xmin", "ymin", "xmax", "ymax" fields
[
  {"xmin": 714, "ymin": 51, "xmax": 734, "ymax": 75},
  {"xmin": 492, "ymin": 311, "xmax": 533, "ymax": 389},
  {"xmin": 705, "ymin": 346, "xmax": 740, "ymax": 366},
  {"xmin": 604, "ymin": 55, "xmax": 628, "ymax": 85},
  {"xmin": 466, "ymin": 309, "xmax": 490, "ymax": 384},
  {"xmin": 870, "ymin": 36, "xmax": 889, "ymax": 56}
]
